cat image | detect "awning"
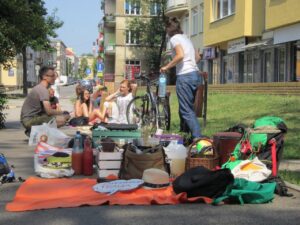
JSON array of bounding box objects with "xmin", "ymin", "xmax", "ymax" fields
[{"xmin": 241, "ymin": 39, "xmax": 273, "ymax": 50}]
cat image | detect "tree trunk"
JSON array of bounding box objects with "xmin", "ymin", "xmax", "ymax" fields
[
  {"xmin": 158, "ymin": 6, "xmax": 167, "ymax": 69},
  {"xmin": 22, "ymin": 47, "xmax": 28, "ymax": 96}
]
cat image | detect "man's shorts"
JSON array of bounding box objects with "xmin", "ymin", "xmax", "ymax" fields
[{"xmin": 21, "ymin": 114, "xmax": 54, "ymax": 130}]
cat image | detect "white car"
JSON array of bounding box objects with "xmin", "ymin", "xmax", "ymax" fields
[{"xmin": 59, "ymin": 75, "xmax": 68, "ymax": 86}]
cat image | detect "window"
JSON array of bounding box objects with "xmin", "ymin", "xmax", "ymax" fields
[
  {"xmin": 150, "ymin": 1, "xmax": 161, "ymax": 15},
  {"xmin": 125, "ymin": 60, "xmax": 141, "ymax": 80},
  {"xmin": 182, "ymin": 15, "xmax": 189, "ymax": 35},
  {"xmin": 192, "ymin": 7, "xmax": 198, "ymax": 35},
  {"xmin": 126, "ymin": 30, "xmax": 140, "ymax": 45},
  {"xmin": 278, "ymin": 47, "xmax": 285, "ymax": 82},
  {"xmin": 213, "ymin": 0, "xmax": 235, "ymax": 20},
  {"xmin": 243, "ymin": 52, "xmax": 253, "ymax": 83},
  {"xmin": 199, "ymin": 3, "xmax": 204, "ymax": 33},
  {"xmin": 125, "ymin": 0, "xmax": 141, "ymax": 15}
]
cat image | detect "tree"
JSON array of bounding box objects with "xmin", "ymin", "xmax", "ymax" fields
[
  {"xmin": 0, "ymin": 0, "xmax": 63, "ymax": 95},
  {"xmin": 92, "ymin": 57, "xmax": 97, "ymax": 77},
  {"xmin": 127, "ymin": 0, "xmax": 168, "ymax": 72},
  {"xmin": 79, "ymin": 57, "xmax": 89, "ymax": 78}
]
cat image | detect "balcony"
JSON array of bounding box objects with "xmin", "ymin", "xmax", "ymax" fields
[
  {"xmin": 105, "ymin": 44, "xmax": 115, "ymax": 55},
  {"xmin": 104, "ymin": 73, "xmax": 115, "ymax": 82},
  {"xmin": 103, "ymin": 14, "xmax": 116, "ymax": 27},
  {"xmin": 165, "ymin": 0, "xmax": 188, "ymax": 17}
]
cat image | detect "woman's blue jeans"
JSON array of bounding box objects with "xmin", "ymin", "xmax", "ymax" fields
[{"xmin": 176, "ymin": 71, "xmax": 202, "ymax": 138}]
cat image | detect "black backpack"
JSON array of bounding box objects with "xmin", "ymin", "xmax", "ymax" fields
[{"xmin": 173, "ymin": 166, "xmax": 234, "ymax": 198}]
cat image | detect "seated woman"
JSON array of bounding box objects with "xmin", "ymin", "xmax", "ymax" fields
[
  {"xmin": 104, "ymin": 80, "xmax": 137, "ymax": 124},
  {"xmin": 74, "ymin": 87, "xmax": 106, "ymax": 124}
]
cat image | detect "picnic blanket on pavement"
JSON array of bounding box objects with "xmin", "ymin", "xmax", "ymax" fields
[{"xmin": 6, "ymin": 177, "xmax": 212, "ymax": 212}]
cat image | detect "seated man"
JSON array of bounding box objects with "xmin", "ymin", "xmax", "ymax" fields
[
  {"xmin": 20, "ymin": 66, "xmax": 70, "ymax": 136},
  {"xmin": 104, "ymin": 80, "xmax": 137, "ymax": 124}
]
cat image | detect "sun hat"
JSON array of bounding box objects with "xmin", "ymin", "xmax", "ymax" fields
[{"xmin": 142, "ymin": 168, "xmax": 170, "ymax": 189}]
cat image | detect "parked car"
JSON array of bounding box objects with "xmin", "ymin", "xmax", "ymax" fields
[{"xmin": 59, "ymin": 75, "xmax": 68, "ymax": 86}]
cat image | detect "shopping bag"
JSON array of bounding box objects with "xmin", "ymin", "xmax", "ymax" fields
[
  {"xmin": 34, "ymin": 142, "xmax": 74, "ymax": 178},
  {"xmin": 231, "ymin": 157, "xmax": 272, "ymax": 182},
  {"xmin": 29, "ymin": 119, "xmax": 71, "ymax": 147}
]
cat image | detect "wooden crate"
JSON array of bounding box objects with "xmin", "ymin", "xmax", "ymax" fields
[{"xmin": 97, "ymin": 152, "xmax": 123, "ymax": 178}]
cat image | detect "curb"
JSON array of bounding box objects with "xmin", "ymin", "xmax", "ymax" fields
[{"xmin": 285, "ymin": 181, "xmax": 300, "ymax": 192}]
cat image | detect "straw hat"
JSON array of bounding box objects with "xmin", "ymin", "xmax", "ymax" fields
[{"xmin": 142, "ymin": 168, "xmax": 170, "ymax": 189}]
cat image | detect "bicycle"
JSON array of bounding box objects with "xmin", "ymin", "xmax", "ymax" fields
[{"xmin": 126, "ymin": 73, "xmax": 171, "ymax": 131}]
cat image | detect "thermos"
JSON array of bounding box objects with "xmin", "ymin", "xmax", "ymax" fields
[
  {"xmin": 72, "ymin": 131, "xmax": 83, "ymax": 175},
  {"xmin": 158, "ymin": 73, "xmax": 167, "ymax": 97},
  {"xmin": 83, "ymin": 137, "xmax": 94, "ymax": 176}
]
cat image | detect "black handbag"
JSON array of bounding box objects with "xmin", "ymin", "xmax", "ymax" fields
[{"xmin": 69, "ymin": 116, "xmax": 89, "ymax": 126}]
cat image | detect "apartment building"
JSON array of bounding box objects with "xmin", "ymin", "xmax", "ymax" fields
[
  {"xmin": 101, "ymin": 0, "xmax": 165, "ymax": 87},
  {"xmin": 0, "ymin": 56, "xmax": 23, "ymax": 88},
  {"xmin": 203, "ymin": 0, "xmax": 300, "ymax": 84},
  {"xmin": 51, "ymin": 40, "xmax": 67, "ymax": 77},
  {"xmin": 66, "ymin": 48, "xmax": 79, "ymax": 78},
  {"xmin": 0, "ymin": 47, "xmax": 39, "ymax": 88}
]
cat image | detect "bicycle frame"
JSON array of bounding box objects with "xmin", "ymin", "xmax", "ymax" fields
[{"xmin": 137, "ymin": 74, "xmax": 160, "ymax": 129}]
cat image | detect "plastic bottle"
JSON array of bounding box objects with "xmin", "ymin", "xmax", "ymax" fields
[
  {"xmin": 72, "ymin": 131, "xmax": 83, "ymax": 175},
  {"xmin": 82, "ymin": 137, "xmax": 94, "ymax": 176},
  {"xmin": 158, "ymin": 73, "xmax": 167, "ymax": 97}
]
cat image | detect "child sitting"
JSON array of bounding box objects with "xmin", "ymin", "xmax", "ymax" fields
[{"xmin": 49, "ymin": 88, "xmax": 61, "ymax": 111}]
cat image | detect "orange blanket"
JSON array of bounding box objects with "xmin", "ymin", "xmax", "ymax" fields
[{"xmin": 6, "ymin": 177, "xmax": 212, "ymax": 212}]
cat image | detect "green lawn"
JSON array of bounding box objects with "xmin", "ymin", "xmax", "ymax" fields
[
  {"xmin": 279, "ymin": 170, "xmax": 300, "ymax": 185},
  {"xmin": 166, "ymin": 91, "xmax": 300, "ymax": 159}
]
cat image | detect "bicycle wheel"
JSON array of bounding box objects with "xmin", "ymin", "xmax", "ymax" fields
[
  {"xmin": 156, "ymin": 96, "xmax": 171, "ymax": 130},
  {"xmin": 126, "ymin": 95, "xmax": 156, "ymax": 128}
]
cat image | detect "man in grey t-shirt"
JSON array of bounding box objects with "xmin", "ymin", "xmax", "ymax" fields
[{"xmin": 20, "ymin": 66, "xmax": 70, "ymax": 136}]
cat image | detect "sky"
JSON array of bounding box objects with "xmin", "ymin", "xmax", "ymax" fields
[{"xmin": 44, "ymin": 0, "xmax": 103, "ymax": 56}]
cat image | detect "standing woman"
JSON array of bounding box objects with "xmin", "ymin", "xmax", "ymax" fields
[{"xmin": 160, "ymin": 17, "xmax": 202, "ymax": 139}]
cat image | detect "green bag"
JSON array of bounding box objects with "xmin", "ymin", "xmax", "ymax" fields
[
  {"xmin": 222, "ymin": 116, "xmax": 287, "ymax": 169},
  {"xmin": 212, "ymin": 178, "xmax": 276, "ymax": 205}
]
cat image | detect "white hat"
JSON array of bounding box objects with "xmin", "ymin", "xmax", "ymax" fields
[{"xmin": 142, "ymin": 168, "xmax": 170, "ymax": 189}]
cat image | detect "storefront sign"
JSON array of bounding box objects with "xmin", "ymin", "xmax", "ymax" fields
[{"xmin": 228, "ymin": 38, "xmax": 246, "ymax": 54}]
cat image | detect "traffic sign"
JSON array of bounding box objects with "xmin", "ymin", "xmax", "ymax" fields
[{"xmin": 85, "ymin": 68, "xmax": 91, "ymax": 75}]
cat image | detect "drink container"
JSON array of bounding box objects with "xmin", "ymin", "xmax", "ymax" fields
[{"xmin": 72, "ymin": 131, "xmax": 83, "ymax": 175}]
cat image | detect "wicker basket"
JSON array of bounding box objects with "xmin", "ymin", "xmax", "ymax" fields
[{"xmin": 186, "ymin": 137, "xmax": 219, "ymax": 170}]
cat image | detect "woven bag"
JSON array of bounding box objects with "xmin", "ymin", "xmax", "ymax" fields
[{"xmin": 186, "ymin": 137, "xmax": 219, "ymax": 170}]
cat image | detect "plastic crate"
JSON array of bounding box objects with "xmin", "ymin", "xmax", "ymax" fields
[
  {"xmin": 92, "ymin": 129, "xmax": 141, "ymax": 147},
  {"xmin": 92, "ymin": 129, "xmax": 141, "ymax": 138},
  {"xmin": 154, "ymin": 134, "xmax": 183, "ymax": 145}
]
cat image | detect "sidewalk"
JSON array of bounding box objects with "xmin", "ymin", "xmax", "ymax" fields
[{"xmin": 1, "ymin": 94, "xmax": 300, "ymax": 189}]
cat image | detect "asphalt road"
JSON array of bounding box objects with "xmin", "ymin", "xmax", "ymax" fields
[{"xmin": 0, "ymin": 85, "xmax": 300, "ymax": 225}]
